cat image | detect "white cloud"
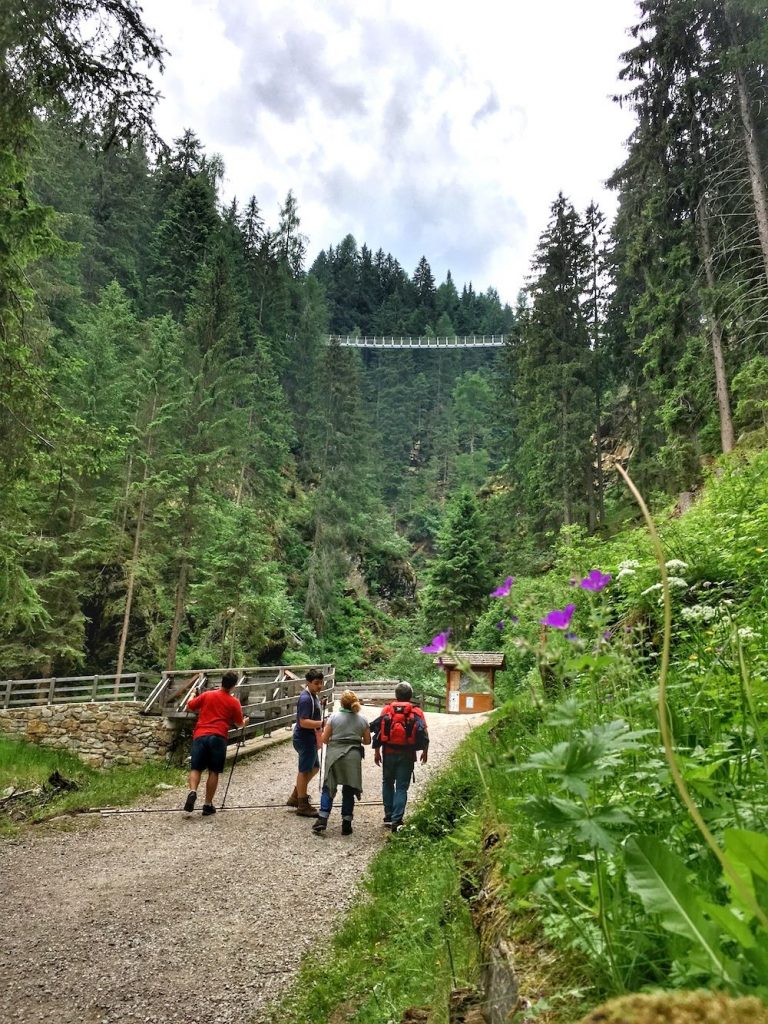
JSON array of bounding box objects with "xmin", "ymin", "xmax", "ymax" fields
[{"xmin": 141, "ymin": 0, "xmax": 637, "ymax": 302}]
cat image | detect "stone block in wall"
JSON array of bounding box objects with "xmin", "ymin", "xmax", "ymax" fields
[{"xmin": 26, "ymin": 719, "xmax": 49, "ymax": 739}]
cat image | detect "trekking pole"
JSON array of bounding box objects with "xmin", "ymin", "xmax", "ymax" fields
[
  {"xmin": 317, "ymin": 695, "xmax": 329, "ymax": 799},
  {"xmin": 220, "ymin": 725, "xmax": 245, "ymax": 810}
]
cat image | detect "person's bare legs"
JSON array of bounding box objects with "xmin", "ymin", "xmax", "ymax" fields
[
  {"xmin": 205, "ymin": 771, "xmax": 219, "ymax": 805},
  {"xmin": 296, "ymin": 766, "xmax": 319, "ymax": 798},
  {"xmin": 188, "ymin": 769, "xmax": 202, "ymax": 792}
]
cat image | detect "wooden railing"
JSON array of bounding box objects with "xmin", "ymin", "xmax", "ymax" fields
[
  {"xmin": 0, "ymin": 668, "xmax": 449, "ymax": 734},
  {"xmin": 142, "ymin": 664, "xmax": 336, "ymax": 741},
  {"xmin": 341, "ymin": 680, "xmax": 445, "ymax": 713},
  {"xmin": 1, "ymin": 674, "xmax": 147, "ymax": 709}
]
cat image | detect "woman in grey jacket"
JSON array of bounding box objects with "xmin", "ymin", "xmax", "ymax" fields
[{"xmin": 312, "ymin": 690, "xmax": 371, "ymax": 835}]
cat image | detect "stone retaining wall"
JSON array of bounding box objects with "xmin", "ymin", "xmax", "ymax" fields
[{"xmin": 0, "ymin": 702, "xmax": 179, "ymax": 768}]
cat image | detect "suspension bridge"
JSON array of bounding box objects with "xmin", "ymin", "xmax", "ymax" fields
[{"xmin": 330, "ymin": 334, "xmax": 507, "ymax": 349}]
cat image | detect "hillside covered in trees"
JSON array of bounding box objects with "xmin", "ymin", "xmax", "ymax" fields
[{"xmin": 1, "ymin": 0, "xmax": 767, "ymax": 686}]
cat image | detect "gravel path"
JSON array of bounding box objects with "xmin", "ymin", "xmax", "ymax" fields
[{"xmin": 0, "ymin": 710, "xmax": 484, "ymax": 1024}]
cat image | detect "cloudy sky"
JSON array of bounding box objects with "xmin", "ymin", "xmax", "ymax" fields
[{"xmin": 141, "ymin": 0, "xmax": 639, "ymax": 304}]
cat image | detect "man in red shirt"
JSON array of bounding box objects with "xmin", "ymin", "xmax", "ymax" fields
[{"xmin": 183, "ymin": 671, "xmax": 248, "ymax": 816}]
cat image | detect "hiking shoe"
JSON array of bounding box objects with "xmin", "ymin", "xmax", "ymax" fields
[
  {"xmin": 341, "ymin": 819, "xmax": 353, "ymax": 836},
  {"xmin": 312, "ymin": 818, "xmax": 328, "ymax": 835},
  {"xmin": 183, "ymin": 791, "xmax": 197, "ymax": 813},
  {"xmin": 296, "ymin": 796, "xmax": 319, "ymax": 818},
  {"xmin": 202, "ymin": 804, "xmax": 216, "ymax": 816},
  {"xmin": 285, "ymin": 786, "xmax": 299, "ymax": 808},
  {"xmin": 383, "ymin": 814, "xmax": 392, "ymax": 825},
  {"xmin": 390, "ymin": 818, "xmax": 403, "ymax": 833}
]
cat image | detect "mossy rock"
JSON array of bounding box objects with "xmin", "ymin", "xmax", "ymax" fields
[{"xmin": 578, "ymin": 991, "xmax": 768, "ymax": 1024}]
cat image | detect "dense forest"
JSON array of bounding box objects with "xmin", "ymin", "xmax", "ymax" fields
[
  {"xmin": 1, "ymin": 0, "xmax": 767, "ymax": 685},
  {"xmin": 4, "ymin": 2, "xmax": 768, "ymax": 1017}
]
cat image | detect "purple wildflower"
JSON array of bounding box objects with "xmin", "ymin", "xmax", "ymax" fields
[
  {"xmin": 490, "ymin": 576, "xmax": 515, "ymax": 598},
  {"xmin": 580, "ymin": 569, "xmax": 612, "ymax": 592},
  {"xmin": 565, "ymin": 632, "xmax": 578, "ymax": 642},
  {"xmin": 495, "ymin": 620, "xmax": 505, "ymax": 631},
  {"xmin": 509, "ymin": 615, "xmax": 519, "ymax": 624},
  {"xmin": 421, "ymin": 630, "xmax": 450, "ymax": 654},
  {"xmin": 603, "ymin": 629, "xmax": 612, "ymax": 641},
  {"xmin": 540, "ymin": 604, "xmax": 576, "ymax": 630}
]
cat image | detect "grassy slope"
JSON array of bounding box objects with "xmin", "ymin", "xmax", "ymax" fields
[
  {"xmin": 269, "ymin": 450, "xmax": 768, "ymax": 1022},
  {"xmin": 0, "ymin": 736, "xmax": 187, "ymax": 835}
]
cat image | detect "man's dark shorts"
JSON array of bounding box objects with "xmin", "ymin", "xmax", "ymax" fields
[
  {"xmin": 190, "ymin": 734, "xmax": 228, "ymax": 774},
  {"xmin": 293, "ymin": 733, "xmax": 320, "ymax": 773}
]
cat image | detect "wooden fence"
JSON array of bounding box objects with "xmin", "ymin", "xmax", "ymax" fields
[{"xmin": 2, "ymin": 673, "xmax": 147, "ymax": 709}]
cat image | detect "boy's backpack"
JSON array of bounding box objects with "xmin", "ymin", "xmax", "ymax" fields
[{"xmin": 374, "ymin": 701, "xmax": 428, "ymax": 751}]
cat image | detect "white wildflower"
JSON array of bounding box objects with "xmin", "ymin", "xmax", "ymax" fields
[
  {"xmin": 665, "ymin": 559, "xmax": 689, "ymax": 571},
  {"xmin": 618, "ymin": 559, "xmax": 641, "ymax": 572},
  {"xmin": 642, "ymin": 583, "xmax": 663, "ymax": 596},
  {"xmin": 680, "ymin": 605, "xmax": 717, "ymax": 622},
  {"xmin": 642, "ymin": 578, "xmax": 687, "ymax": 596},
  {"xmin": 616, "ymin": 568, "xmax": 636, "ymax": 579},
  {"xmin": 738, "ymin": 627, "xmax": 756, "ymax": 640}
]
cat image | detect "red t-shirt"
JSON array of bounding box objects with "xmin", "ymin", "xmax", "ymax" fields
[{"xmin": 187, "ymin": 688, "xmax": 244, "ymax": 739}]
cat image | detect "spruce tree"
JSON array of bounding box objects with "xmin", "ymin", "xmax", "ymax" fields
[{"xmin": 420, "ymin": 489, "xmax": 492, "ymax": 640}]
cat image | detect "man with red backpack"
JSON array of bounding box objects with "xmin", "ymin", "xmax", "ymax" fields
[{"xmin": 372, "ymin": 681, "xmax": 429, "ymax": 831}]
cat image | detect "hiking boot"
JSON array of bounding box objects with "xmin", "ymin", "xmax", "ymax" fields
[
  {"xmin": 341, "ymin": 819, "xmax": 353, "ymax": 836},
  {"xmin": 312, "ymin": 817, "xmax": 328, "ymax": 835},
  {"xmin": 296, "ymin": 796, "xmax": 319, "ymax": 818},
  {"xmin": 183, "ymin": 791, "xmax": 197, "ymax": 813},
  {"xmin": 390, "ymin": 818, "xmax": 403, "ymax": 833},
  {"xmin": 383, "ymin": 814, "xmax": 392, "ymax": 825},
  {"xmin": 202, "ymin": 804, "xmax": 216, "ymax": 816},
  {"xmin": 285, "ymin": 786, "xmax": 299, "ymax": 808}
]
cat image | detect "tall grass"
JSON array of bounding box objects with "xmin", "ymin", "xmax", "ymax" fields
[{"xmin": 0, "ymin": 735, "xmax": 185, "ymax": 834}]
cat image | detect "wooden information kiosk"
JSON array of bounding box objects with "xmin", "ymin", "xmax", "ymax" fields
[{"xmin": 436, "ymin": 651, "xmax": 506, "ymax": 714}]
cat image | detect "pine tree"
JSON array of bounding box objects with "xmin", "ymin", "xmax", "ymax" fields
[
  {"xmin": 275, "ymin": 189, "xmax": 307, "ymax": 278},
  {"xmin": 524, "ymin": 196, "xmax": 593, "ymax": 532},
  {"xmin": 146, "ymin": 134, "xmax": 221, "ymax": 316},
  {"xmin": 420, "ymin": 490, "xmax": 492, "ymax": 640}
]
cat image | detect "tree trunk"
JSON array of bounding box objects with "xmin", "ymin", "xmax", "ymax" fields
[
  {"xmin": 114, "ymin": 485, "xmax": 146, "ymax": 692},
  {"xmin": 235, "ymin": 409, "xmax": 254, "ymax": 506},
  {"xmin": 120, "ymin": 453, "xmax": 133, "ymax": 534},
  {"xmin": 166, "ymin": 481, "xmax": 198, "ymax": 670},
  {"xmin": 115, "ymin": 397, "xmax": 158, "ymax": 688},
  {"xmin": 166, "ymin": 553, "xmax": 190, "ymax": 671},
  {"xmin": 734, "ymin": 66, "xmax": 768, "ymax": 287},
  {"xmin": 595, "ymin": 392, "xmax": 605, "ymax": 528},
  {"xmin": 697, "ymin": 200, "xmax": 736, "ymax": 453},
  {"xmin": 229, "ymin": 610, "xmax": 237, "ymax": 668},
  {"xmin": 561, "ymin": 389, "xmax": 572, "ymax": 526}
]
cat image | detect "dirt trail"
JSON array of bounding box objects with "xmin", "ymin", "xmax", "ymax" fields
[{"xmin": 0, "ymin": 710, "xmax": 484, "ymax": 1024}]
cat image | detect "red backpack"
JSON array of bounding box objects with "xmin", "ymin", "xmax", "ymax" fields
[{"xmin": 378, "ymin": 701, "xmax": 427, "ymax": 750}]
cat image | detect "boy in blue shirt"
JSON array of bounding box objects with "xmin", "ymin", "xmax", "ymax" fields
[{"xmin": 287, "ymin": 669, "xmax": 324, "ymax": 816}]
